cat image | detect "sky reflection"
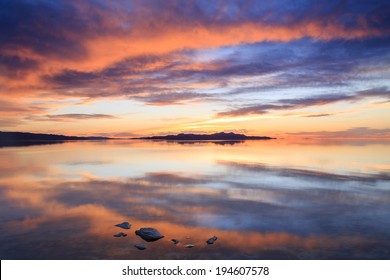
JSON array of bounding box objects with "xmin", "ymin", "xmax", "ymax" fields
[{"xmin": 0, "ymin": 140, "xmax": 389, "ymax": 259}]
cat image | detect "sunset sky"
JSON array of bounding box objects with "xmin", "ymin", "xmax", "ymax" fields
[{"xmin": 1, "ymin": 0, "xmax": 389, "ymax": 138}]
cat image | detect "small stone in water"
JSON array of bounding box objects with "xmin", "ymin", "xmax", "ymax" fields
[
  {"xmin": 115, "ymin": 222, "xmax": 131, "ymax": 229},
  {"xmin": 135, "ymin": 227, "xmax": 164, "ymax": 242},
  {"xmin": 184, "ymin": 244, "xmax": 194, "ymax": 248},
  {"xmin": 171, "ymin": 239, "xmax": 179, "ymax": 245},
  {"xmin": 134, "ymin": 243, "xmax": 147, "ymax": 250},
  {"xmin": 113, "ymin": 232, "xmax": 127, "ymax": 237},
  {"xmin": 206, "ymin": 236, "xmax": 218, "ymax": 244}
]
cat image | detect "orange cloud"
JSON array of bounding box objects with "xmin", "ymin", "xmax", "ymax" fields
[{"xmin": 1, "ymin": 4, "xmax": 386, "ymax": 97}]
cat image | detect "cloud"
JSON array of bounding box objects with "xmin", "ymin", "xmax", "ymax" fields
[
  {"xmin": 288, "ymin": 127, "xmax": 390, "ymax": 139},
  {"xmin": 46, "ymin": 70, "xmax": 100, "ymax": 87},
  {"xmin": 43, "ymin": 114, "xmax": 117, "ymax": 121},
  {"xmin": 133, "ymin": 92, "xmax": 213, "ymax": 106},
  {"xmin": 1, "ymin": 1, "xmax": 389, "ymax": 135},
  {"xmin": 0, "ymin": 99, "xmax": 34, "ymax": 114},
  {"xmin": 1, "ymin": 162, "xmax": 389, "ymax": 259},
  {"xmin": 0, "ymin": 118, "xmax": 23, "ymax": 127},
  {"xmin": 217, "ymin": 87, "xmax": 390, "ymax": 117},
  {"xmin": 304, "ymin": 113, "xmax": 333, "ymax": 118},
  {"xmin": 214, "ymin": 37, "xmax": 390, "ymax": 96},
  {"xmin": 23, "ymin": 113, "xmax": 117, "ymax": 123},
  {"xmin": 1, "ymin": 0, "xmax": 388, "ymax": 94},
  {"xmin": 0, "ymin": 54, "xmax": 39, "ymax": 78},
  {"xmin": 36, "ymin": 37, "xmax": 390, "ymax": 104},
  {"xmin": 0, "ymin": 99, "xmax": 47, "ymax": 117}
]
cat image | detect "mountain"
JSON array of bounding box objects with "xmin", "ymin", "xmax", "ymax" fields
[
  {"xmin": 136, "ymin": 132, "xmax": 274, "ymax": 141},
  {"xmin": 0, "ymin": 131, "xmax": 110, "ymax": 147},
  {"xmin": 1, "ymin": 131, "xmax": 274, "ymax": 147}
]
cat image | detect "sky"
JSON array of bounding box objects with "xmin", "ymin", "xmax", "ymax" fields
[{"xmin": 0, "ymin": 0, "xmax": 389, "ymax": 138}]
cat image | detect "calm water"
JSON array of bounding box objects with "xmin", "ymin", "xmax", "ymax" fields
[{"xmin": 0, "ymin": 140, "xmax": 389, "ymax": 259}]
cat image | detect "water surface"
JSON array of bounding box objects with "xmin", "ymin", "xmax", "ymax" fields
[{"xmin": 0, "ymin": 140, "xmax": 389, "ymax": 259}]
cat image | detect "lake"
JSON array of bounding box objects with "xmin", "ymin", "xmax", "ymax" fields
[{"xmin": 0, "ymin": 139, "xmax": 389, "ymax": 259}]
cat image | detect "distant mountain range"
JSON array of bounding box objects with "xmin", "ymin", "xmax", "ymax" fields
[
  {"xmin": 0, "ymin": 131, "xmax": 110, "ymax": 147},
  {"xmin": 1, "ymin": 131, "xmax": 274, "ymax": 147},
  {"xmin": 136, "ymin": 132, "xmax": 274, "ymax": 141}
]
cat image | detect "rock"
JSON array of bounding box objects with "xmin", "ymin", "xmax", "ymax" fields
[
  {"xmin": 184, "ymin": 244, "xmax": 195, "ymax": 248},
  {"xmin": 113, "ymin": 232, "xmax": 127, "ymax": 237},
  {"xmin": 206, "ymin": 236, "xmax": 218, "ymax": 244},
  {"xmin": 134, "ymin": 243, "xmax": 147, "ymax": 250},
  {"xmin": 135, "ymin": 228, "xmax": 164, "ymax": 242},
  {"xmin": 115, "ymin": 222, "xmax": 131, "ymax": 229},
  {"xmin": 171, "ymin": 239, "xmax": 179, "ymax": 245}
]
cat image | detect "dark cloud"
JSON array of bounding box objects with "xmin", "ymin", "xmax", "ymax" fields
[
  {"xmin": 102, "ymin": 55, "xmax": 175, "ymax": 77},
  {"xmin": 0, "ymin": 54, "xmax": 39, "ymax": 78},
  {"xmin": 231, "ymin": 38, "xmax": 390, "ymax": 91},
  {"xmin": 44, "ymin": 114, "xmax": 117, "ymax": 121},
  {"xmin": 43, "ymin": 54, "xmax": 178, "ymax": 96},
  {"xmin": 129, "ymin": 0, "xmax": 390, "ymax": 34},
  {"xmin": 357, "ymin": 86, "xmax": 390, "ymax": 99},
  {"xmin": 288, "ymin": 127, "xmax": 390, "ymax": 139},
  {"xmin": 1, "ymin": 0, "xmax": 388, "ymax": 61},
  {"xmin": 47, "ymin": 70, "xmax": 101, "ymax": 87},
  {"xmin": 304, "ymin": 113, "xmax": 333, "ymax": 118},
  {"xmin": 217, "ymin": 87, "xmax": 390, "ymax": 117},
  {"xmin": 0, "ymin": 0, "xmax": 89, "ymax": 59},
  {"xmin": 134, "ymin": 92, "xmax": 213, "ymax": 105}
]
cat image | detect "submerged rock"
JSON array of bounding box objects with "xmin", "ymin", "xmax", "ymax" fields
[
  {"xmin": 135, "ymin": 228, "xmax": 164, "ymax": 242},
  {"xmin": 113, "ymin": 232, "xmax": 127, "ymax": 237},
  {"xmin": 206, "ymin": 236, "xmax": 218, "ymax": 244},
  {"xmin": 184, "ymin": 244, "xmax": 195, "ymax": 248},
  {"xmin": 115, "ymin": 222, "xmax": 131, "ymax": 229},
  {"xmin": 171, "ymin": 239, "xmax": 179, "ymax": 245},
  {"xmin": 134, "ymin": 243, "xmax": 147, "ymax": 250}
]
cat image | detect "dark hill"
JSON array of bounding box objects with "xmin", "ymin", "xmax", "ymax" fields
[
  {"xmin": 0, "ymin": 131, "xmax": 110, "ymax": 147},
  {"xmin": 137, "ymin": 132, "xmax": 274, "ymax": 141}
]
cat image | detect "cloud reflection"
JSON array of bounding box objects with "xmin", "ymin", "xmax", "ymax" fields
[
  {"xmin": 0, "ymin": 141, "xmax": 389, "ymax": 259},
  {"xmin": 1, "ymin": 176, "xmax": 385, "ymax": 259}
]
